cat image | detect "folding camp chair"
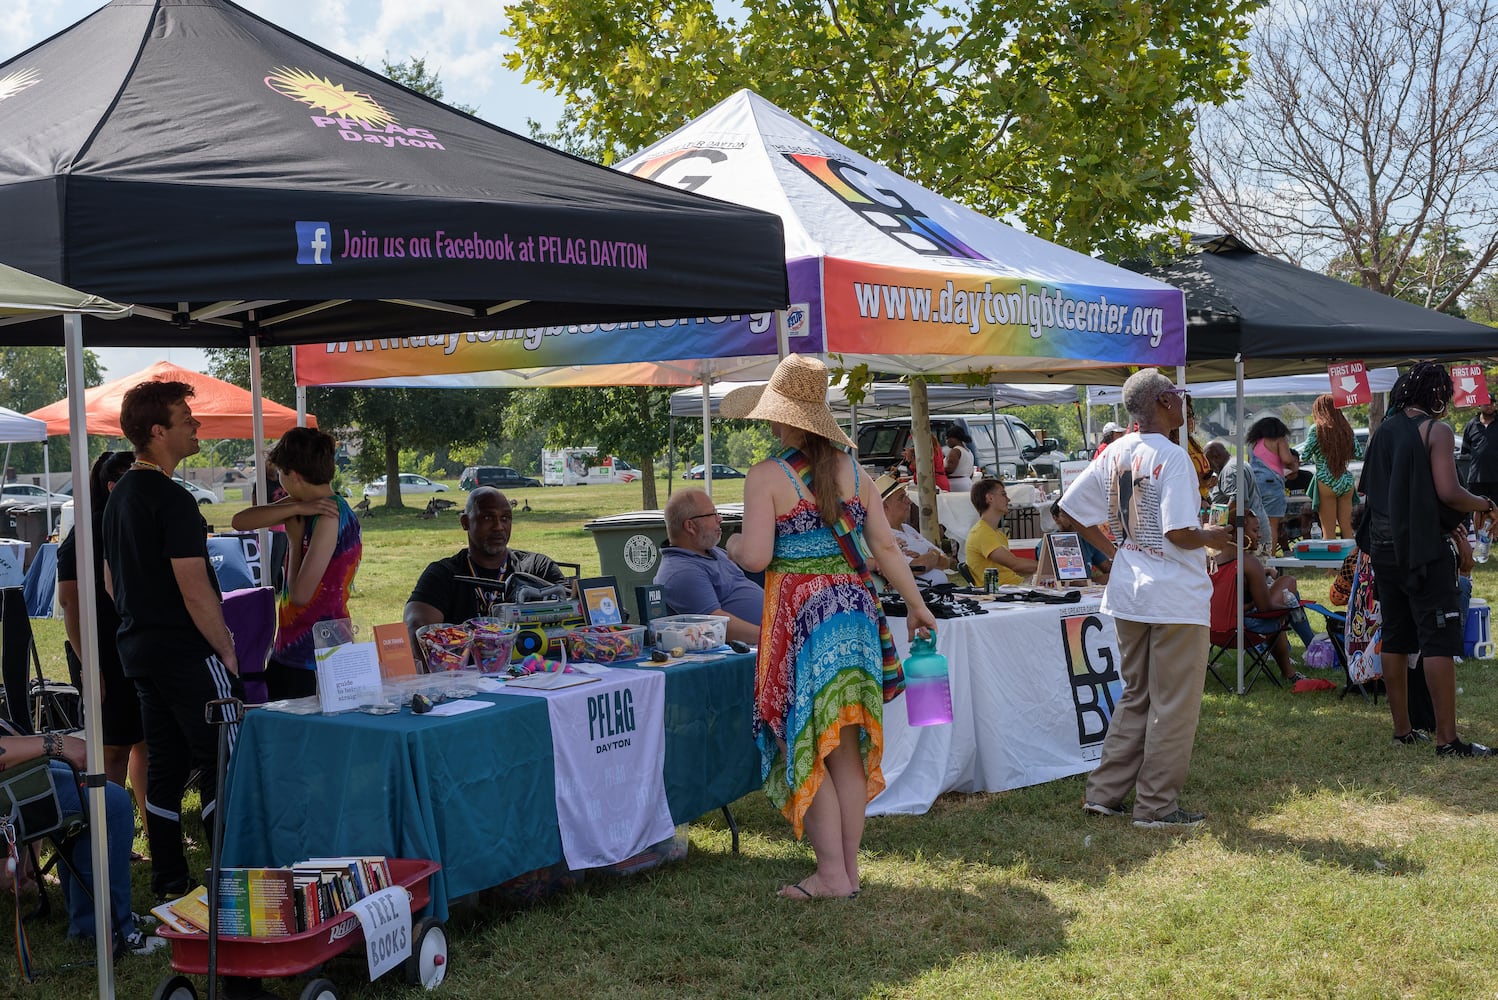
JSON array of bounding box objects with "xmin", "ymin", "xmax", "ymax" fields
[
  {"xmin": 0, "ymin": 718, "xmax": 92, "ymax": 922},
  {"xmin": 1301, "ymin": 601, "xmax": 1378, "ymax": 704},
  {"xmin": 1207, "ymin": 560, "xmax": 1294, "ymax": 693}
]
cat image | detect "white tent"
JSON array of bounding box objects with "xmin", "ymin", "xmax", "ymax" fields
[
  {"xmin": 295, "ymin": 89, "xmax": 1184, "ymax": 389},
  {"xmin": 0, "ymin": 403, "xmax": 51, "ymax": 533},
  {"xmin": 0, "ymin": 404, "xmax": 46, "ymax": 443},
  {"xmin": 669, "ymin": 380, "xmax": 1077, "ymax": 418},
  {"xmin": 0, "ymin": 261, "xmax": 129, "ymax": 995},
  {"xmin": 1084, "ymin": 368, "xmax": 1401, "ymax": 404}
]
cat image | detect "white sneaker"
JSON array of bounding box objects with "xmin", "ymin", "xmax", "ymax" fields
[{"xmin": 118, "ymin": 926, "xmax": 168, "ymax": 957}]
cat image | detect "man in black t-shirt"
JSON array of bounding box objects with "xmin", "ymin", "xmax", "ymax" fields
[
  {"xmin": 103, "ymin": 380, "xmax": 243, "ymax": 899},
  {"xmin": 404, "ymin": 487, "xmax": 566, "ymax": 666}
]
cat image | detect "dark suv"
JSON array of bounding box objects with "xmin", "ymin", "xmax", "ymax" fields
[
  {"xmin": 459, "ymin": 466, "xmax": 541, "ymax": 490},
  {"xmin": 855, "ymin": 413, "xmax": 1066, "ymax": 480}
]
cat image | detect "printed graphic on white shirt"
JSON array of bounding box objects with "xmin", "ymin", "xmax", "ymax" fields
[{"xmin": 1109, "ymin": 454, "xmax": 1166, "ymax": 558}]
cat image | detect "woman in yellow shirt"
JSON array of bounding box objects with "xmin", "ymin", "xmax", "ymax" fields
[{"xmin": 965, "ymin": 479, "xmax": 1038, "ymax": 585}]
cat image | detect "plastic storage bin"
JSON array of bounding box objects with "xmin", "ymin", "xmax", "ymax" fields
[
  {"xmin": 651, "ymin": 614, "xmax": 728, "ymax": 652},
  {"xmin": 1464, "ymin": 598, "xmax": 1492, "ymax": 659}
]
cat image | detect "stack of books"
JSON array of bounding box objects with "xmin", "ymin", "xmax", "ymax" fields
[
  {"xmin": 153, "ymin": 856, "xmax": 392, "ymax": 937},
  {"xmin": 290, "ymin": 856, "xmax": 393, "ymax": 931}
]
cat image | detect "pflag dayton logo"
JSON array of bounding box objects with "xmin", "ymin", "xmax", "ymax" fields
[
  {"xmin": 0, "ymin": 68, "xmax": 41, "ymax": 102},
  {"xmin": 265, "ymin": 67, "xmax": 446, "ymax": 151}
]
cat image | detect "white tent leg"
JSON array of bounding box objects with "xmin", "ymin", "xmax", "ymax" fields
[
  {"xmin": 250, "ymin": 334, "xmax": 270, "ymax": 586},
  {"xmin": 1236, "ymin": 355, "xmax": 1247, "ymax": 694},
  {"xmin": 65, "ymin": 313, "xmax": 116, "ymax": 998},
  {"xmin": 701, "ymin": 378, "xmax": 713, "ymax": 498},
  {"xmin": 296, "ymin": 385, "xmax": 307, "ymax": 429},
  {"xmin": 42, "ymin": 442, "xmax": 53, "ymax": 540}
]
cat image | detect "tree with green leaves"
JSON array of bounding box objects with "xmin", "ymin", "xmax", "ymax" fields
[
  {"xmin": 0, "ymin": 346, "xmax": 104, "ymax": 473},
  {"xmin": 1327, "ymin": 225, "xmax": 1475, "ymax": 317},
  {"xmin": 204, "ymin": 345, "xmax": 510, "ymax": 507},
  {"xmin": 509, "ymin": 386, "xmax": 681, "ymax": 508},
  {"xmin": 505, "ymin": 0, "xmax": 1260, "ymax": 258}
]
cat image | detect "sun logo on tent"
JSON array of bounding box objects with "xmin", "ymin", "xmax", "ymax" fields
[
  {"xmin": 0, "ymin": 67, "xmax": 40, "ymax": 103},
  {"xmin": 264, "ymin": 67, "xmax": 396, "ymax": 128}
]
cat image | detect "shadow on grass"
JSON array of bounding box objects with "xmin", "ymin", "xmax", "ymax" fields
[{"xmin": 433, "ymin": 844, "xmax": 1065, "ymax": 1000}]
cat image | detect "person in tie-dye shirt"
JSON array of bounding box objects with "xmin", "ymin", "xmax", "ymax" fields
[{"xmin": 232, "ymin": 428, "xmax": 361, "ymax": 700}]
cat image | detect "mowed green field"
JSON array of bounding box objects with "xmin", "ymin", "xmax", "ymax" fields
[{"xmin": 16, "ymin": 473, "xmax": 1498, "ymax": 999}]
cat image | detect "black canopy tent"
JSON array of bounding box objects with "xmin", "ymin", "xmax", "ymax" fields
[
  {"xmin": 0, "ymin": 0, "xmax": 788, "ymax": 347},
  {"xmin": 1125, "ymin": 234, "xmax": 1498, "ymax": 693},
  {"xmin": 1134, "ymin": 234, "xmax": 1498, "ymax": 378},
  {"xmin": 0, "ymin": 3, "xmax": 788, "ymax": 994}
]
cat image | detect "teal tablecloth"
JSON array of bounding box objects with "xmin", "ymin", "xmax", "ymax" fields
[{"xmin": 221, "ymin": 652, "xmax": 756, "ymax": 918}]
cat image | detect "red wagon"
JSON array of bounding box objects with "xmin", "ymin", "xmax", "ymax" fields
[{"xmin": 153, "ymin": 858, "xmax": 447, "ymax": 1000}]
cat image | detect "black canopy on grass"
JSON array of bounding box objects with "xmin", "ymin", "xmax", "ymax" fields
[
  {"xmin": 1130, "ymin": 234, "xmax": 1498, "ymax": 378},
  {"xmin": 0, "ymin": 0, "xmax": 788, "ymax": 347}
]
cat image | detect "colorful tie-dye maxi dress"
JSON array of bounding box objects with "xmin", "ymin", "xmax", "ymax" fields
[{"xmin": 754, "ymin": 458, "xmax": 887, "ymax": 839}]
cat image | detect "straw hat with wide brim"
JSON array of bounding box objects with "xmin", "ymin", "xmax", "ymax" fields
[{"xmin": 719, "ymin": 354, "xmax": 853, "ymax": 448}]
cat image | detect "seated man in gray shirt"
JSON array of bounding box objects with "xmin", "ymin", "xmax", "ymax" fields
[
  {"xmin": 1206, "ymin": 439, "xmax": 1272, "ymax": 542},
  {"xmin": 655, "ymin": 489, "xmax": 764, "ymax": 644}
]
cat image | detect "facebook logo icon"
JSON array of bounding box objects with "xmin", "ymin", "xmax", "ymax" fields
[{"xmin": 295, "ymin": 221, "xmax": 332, "ymax": 265}]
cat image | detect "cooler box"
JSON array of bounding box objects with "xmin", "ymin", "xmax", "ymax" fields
[
  {"xmin": 1464, "ymin": 598, "xmax": 1492, "ymax": 659},
  {"xmin": 0, "ymin": 538, "xmax": 29, "ymax": 588},
  {"xmin": 1293, "ymin": 539, "xmax": 1356, "ymax": 561}
]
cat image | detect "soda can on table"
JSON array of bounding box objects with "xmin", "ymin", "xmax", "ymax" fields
[{"xmin": 984, "ymin": 568, "xmax": 999, "ymax": 593}]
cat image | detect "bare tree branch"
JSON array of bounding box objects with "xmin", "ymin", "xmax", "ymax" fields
[{"xmin": 1192, "ymin": 0, "xmax": 1498, "ymax": 313}]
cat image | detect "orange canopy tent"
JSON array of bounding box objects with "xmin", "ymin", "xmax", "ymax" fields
[{"xmin": 27, "ymin": 360, "xmax": 315, "ymax": 438}]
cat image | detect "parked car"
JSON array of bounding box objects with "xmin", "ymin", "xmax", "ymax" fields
[
  {"xmin": 610, "ymin": 458, "xmax": 643, "ymax": 484},
  {"xmin": 458, "ymin": 466, "xmax": 542, "ymax": 490},
  {"xmin": 171, "ymin": 476, "xmax": 219, "ymax": 505},
  {"xmin": 854, "ymin": 413, "xmax": 1066, "ymax": 481},
  {"xmin": 683, "ymin": 463, "xmax": 746, "ymax": 480},
  {"xmin": 1, "ymin": 483, "xmax": 71, "ymax": 504},
  {"xmin": 363, "ymin": 473, "xmax": 451, "ymax": 498}
]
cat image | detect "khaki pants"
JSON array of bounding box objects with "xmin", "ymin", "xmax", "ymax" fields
[{"xmin": 1084, "ymin": 619, "xmax": 1208, "ymax": 821}]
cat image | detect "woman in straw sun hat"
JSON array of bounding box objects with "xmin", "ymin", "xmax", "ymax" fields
[{"xmin": 723, "ymin": 354, "xmax": 937, "ymax": 900}]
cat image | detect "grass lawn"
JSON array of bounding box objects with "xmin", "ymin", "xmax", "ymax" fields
[{"xmin": 13, "ymin": 476, "xmax": 1498, "ymax": 999}]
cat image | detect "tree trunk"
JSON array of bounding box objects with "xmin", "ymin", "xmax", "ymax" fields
[
  {"xmin": 633, "ymin": 387, "xmax": 660, "ymax": 509},
  {"xmin": 1369, "ymin": 392, "xmax": 1387, "ymax": 432},
  {"xmin": 910, "ymin": 380, "xmax": 939, "ymax": 544},
  {"xmin": 384, "ymin": 432, "xmax": 403, "ymax": 508},
  {"xmin": 639, "ymin": 454, "xmax": 659, "ymax": 510}
]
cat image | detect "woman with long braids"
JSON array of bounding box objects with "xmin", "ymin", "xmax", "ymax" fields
[
  {"xmin": 1357, "ymin": 362, "xmax": 1495, "ymax": 756},
  {"xmin": 1300, "ymin": 393, "xmax": 1363, "ymax": 539},
  {"xmin": 724, "ymin": 355, "xmax": 936, "ymax": 899}
]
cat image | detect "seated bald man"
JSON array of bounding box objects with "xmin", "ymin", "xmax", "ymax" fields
[
  {"xmin": 654, "ymin": 489, "xmax": 764, "ymax": 644},
  {"xmin": 404, "ymin": 486, "xmax": 565, "ymax": 665}
]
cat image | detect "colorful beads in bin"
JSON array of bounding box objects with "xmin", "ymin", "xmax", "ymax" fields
[
  {"xmin": 415, "ymin": 622, "xmax": 472, "ymax": 671},
  {"xmin": 564, "ymin": 624, "xmax": 647, "ymax": 663},
  {"xmin": 466, "ymin": 617, "xmax": 519, "ymax": 673}
]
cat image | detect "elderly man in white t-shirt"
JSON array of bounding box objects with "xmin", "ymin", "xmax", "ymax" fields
[
  {"xmin": 1060, "ymin": 369, "xmax": 1233, "ymax": 829},
  {"xmin": 870, "ymin": 474, "xmax": 953, "ymax": 586}
]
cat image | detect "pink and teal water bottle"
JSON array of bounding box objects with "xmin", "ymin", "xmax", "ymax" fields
[{"xmin": 903, "ymin": 631, "xmax": 952, "ymax": 727}]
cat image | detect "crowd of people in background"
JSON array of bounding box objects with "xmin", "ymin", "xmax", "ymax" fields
[{"xmin": 36, "ymin": 354, "xmax": 1498, "ymax": 939}]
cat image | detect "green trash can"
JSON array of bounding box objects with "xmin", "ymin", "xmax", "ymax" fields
[{"xmin": 584, "ymin": 503, "xmax": 743, "ymax": 625}]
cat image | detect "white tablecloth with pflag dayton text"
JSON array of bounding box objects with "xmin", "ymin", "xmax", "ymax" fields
[{"xmin": 869, "ymin": 598, "xmax": 1121, "ymax": 816}]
